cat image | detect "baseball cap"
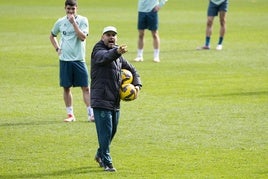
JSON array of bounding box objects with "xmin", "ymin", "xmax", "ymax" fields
[{"xmin": 102, "ymin": 26, "xmax": 117, "ymax": 34}]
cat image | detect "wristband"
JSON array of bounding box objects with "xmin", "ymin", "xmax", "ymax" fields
[{"xmin": 56, "ymin": 48, "xmax": 59, "ymax": 52}]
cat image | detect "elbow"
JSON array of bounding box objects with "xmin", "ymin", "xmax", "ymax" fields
[{"xmin": 49, "ymin": 34, "xmax": 56, "ymax": 41}]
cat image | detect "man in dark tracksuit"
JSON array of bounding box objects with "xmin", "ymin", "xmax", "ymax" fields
[{"xmin": 90, "ymin": 26, "xmax": 142, "ymax": 172}]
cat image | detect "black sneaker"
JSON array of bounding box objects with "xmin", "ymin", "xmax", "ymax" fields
[
  {"xmin": 94, "ymin": 156, "xmax": 104, "ymax": 168},
  {"xmin": 104, "ymin": 164, "xmax": 116, "ymax": 172}
]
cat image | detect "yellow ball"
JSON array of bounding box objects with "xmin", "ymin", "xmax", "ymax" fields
[
  {"xmin": 121, "ymin": 69, "xmax": 133, "ymax": 84},
  {"xmin": 120, "ymin": 83, "xmax": 137, "ymax": 101}
]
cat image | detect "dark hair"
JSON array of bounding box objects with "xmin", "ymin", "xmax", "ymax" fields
[{"xmin": 65, "ymin": 0, "xmax": 77, "ymax": 6}]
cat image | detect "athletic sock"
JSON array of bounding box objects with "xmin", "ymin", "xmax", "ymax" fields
[
  {"xmin": 154, "ymin": 49, "xmax": 160, "ymax": 59},
  {"xmin": 218, "ymin": 37, "xmax": 223, "ymax": 45},
  {"xmin": 66, "ymin": 106, "xmax": 74, "ymax": 116},
  {"xmin": 137, "ymin": 49, "xmax": 143, "ymax": 58},
  {"xmin": 205, "ymin": 36, "xmax": 210, "ymax": 47}
]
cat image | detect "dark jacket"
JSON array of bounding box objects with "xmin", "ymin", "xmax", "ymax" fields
[{"xmin": 90, "ymin": 40, "xmax": 142, "ymax": 110}]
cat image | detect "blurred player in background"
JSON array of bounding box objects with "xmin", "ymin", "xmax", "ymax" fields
[
  {"xmin": 134, "ymin": 0, "xmax": 168, "ymax": 63},
  {"xmin": 197, "ymin": 0, "xmax": 229, "ymax": 50},
  {"xmin": 49, "ymin": 0, "xmax": 94, "ymax": 122}
]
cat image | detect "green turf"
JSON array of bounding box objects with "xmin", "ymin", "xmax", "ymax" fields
[{"xmin": 0, "ymin": 0, "xmax": 267, "ymax": 178}]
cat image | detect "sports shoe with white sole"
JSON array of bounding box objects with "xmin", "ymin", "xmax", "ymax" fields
[
  {"xmin": 95, "ymin": 156, "xmax": 104, "ymax": 167},
  {"xmin": 216, "ymin": 44, "xmax": 223, "ymax": 50},
  {"xmin": 134, "ymin": 57, "xmax": 143, "ymax": 62},
  {"xmin": 64, "ymin": 114, "xmax": 76, "ymax": 122},
  {"xmin": 104, "ymin": 164, "xmax": 116, "ymax": 172},
  {"xmin": 153, "ymin": 57, "xmax": 160, "ymax": 63},
  {"xmin": 196, "ymin": 46, "xmax": 210, "ymax": 50}
]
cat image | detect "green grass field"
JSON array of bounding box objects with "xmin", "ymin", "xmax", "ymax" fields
[{"xmin": 0, "ymin": 0, "xmax": 267, "ymax": 178}]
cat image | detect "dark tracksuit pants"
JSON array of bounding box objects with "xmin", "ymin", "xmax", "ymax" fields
[{"xmin": 93, "ymin": 108, "xmax": 119, "ymax": 166}]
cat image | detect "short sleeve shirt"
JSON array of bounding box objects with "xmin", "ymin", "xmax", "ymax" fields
[
  {"xmin": 51, "ymin": 15, "xmax": 89, "ymax": 61},
  {"xmin": 138, "ymin": 0, "xmax": 168, "ymax": 12},
  {"xmin": 211, "ymin": 0, "xmax": 226, "ymax": 5}
]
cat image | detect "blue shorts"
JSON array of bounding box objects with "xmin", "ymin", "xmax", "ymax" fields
[
  {"xmin": 138, "ymin": 10, "xmax": 158, "ymax": 31},
  {"xmin": 207, "ymin": 0, "xmax": 229, "ymax": 16},
  {"xmin": 60, "ymin": 60, "xmax": 89, "ymax": 88}
]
